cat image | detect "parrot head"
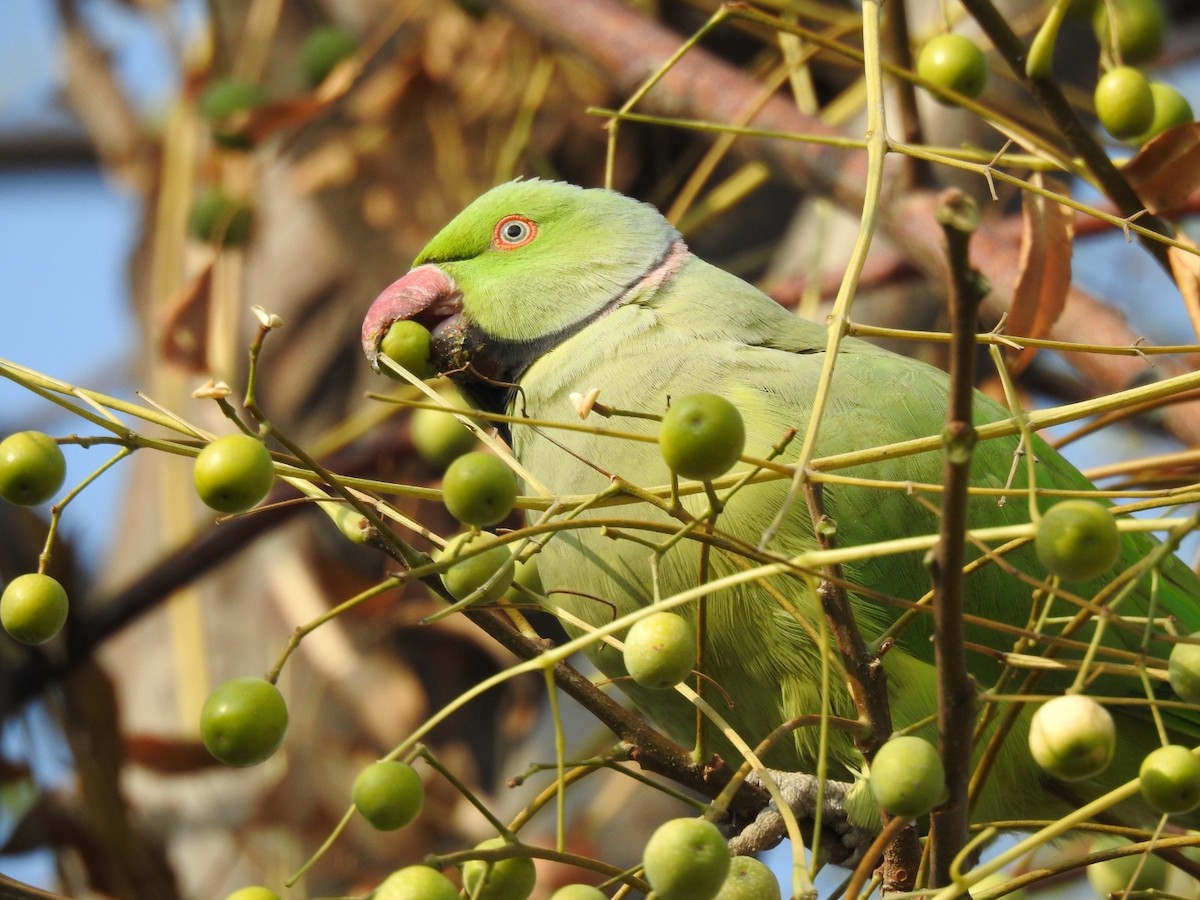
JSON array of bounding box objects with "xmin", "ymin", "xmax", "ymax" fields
[{"xmin": 361, "ymin": 179, "xmax": 685, "ymax": 410}]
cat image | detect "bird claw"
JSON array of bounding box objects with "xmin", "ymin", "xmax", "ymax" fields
[{"xmin": 727, "ymin": 769, "xmax": 876, "ymax": 866}]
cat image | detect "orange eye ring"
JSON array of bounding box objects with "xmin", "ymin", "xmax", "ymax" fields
[{"xmin": 492, "ymin": 214, "xmax": 537, "ymax": 249}]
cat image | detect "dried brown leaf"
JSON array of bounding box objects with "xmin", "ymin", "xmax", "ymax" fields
[
  {"xmin": 242, "ymin": 97, "xmax": 328, "ymax": 144},
  {"xmin": 1122, "ymin": 123, "xmax": 1200, "ymax": 216},
  {"xmin": 123, "ymin": 734, "xmax": 220, "ymax": 773},
  {"xmin": 1005, "ymin": 176, "xmax": 1074, "ymax": 375},
  {"xmin": 1168, "ymin": 233, "xmax": 1200, "ymax": 340},
  {"xmin": 158, "ymin": 263, "xmax": 214, "ymax": 371}
]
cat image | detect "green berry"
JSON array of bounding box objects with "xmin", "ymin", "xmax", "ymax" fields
[
  {"xmin": 200, "ymin": 79, "xmax": 265, "ymax": 149},
  {"xmin": 200, "ymin": 677, "xmax": 288, "ymax": 767},
  {"xmin": 1093, "ymin": 0, "xmax": 1165, "ymax": 65},
  {"xmin": 623, "ymin": 611, "xmax": 695, "ymax": 689},
  {"xmin": 502, "ymin": 555, "xmax": 544, "ymax": 604},
  {"xmin": 1094, "ymin": 66, "xmax": 1155, "ymax": 141},
  {"xmin": 200, "ymin": 79, "xmax": 265, "ymax": 120},
  {"xmin": 374, "ymin": 865, "xmax": 459, "ymax": 900},
  {"xmin": 916, "ymin": 34, "xmax": 988, "ymax": 102},
  {"xmin": 1028, "ymin": 694, "xmax": 1114, "ymax": 781},
  {"xmin": 714, "ymin": 855, "xmax": 782, "ymax": 900},
  {"xmin": 412, "ymin": 386, "xmax": 479, "ymax": 468},
  {"xmin": 379, "ymin": 320, "xmax": 435, "ymax": 380},
  {"xmin": 188, "ymin": 188, "xmax": 254, "ymax": 246},
  {"xmin": 1, "ymin": 574, "xmax": 68, "ymax": 645},
  {"xmin": 1139, "ymin": 744, "xmax": 1200, "ymax": 814},
  {"xmin": 442, "ymin": 451, "xmax": 518, "ymax": 527},
  {"xmin": 1133, "ymin": 82, "xmax": 1194, "ymax": 145},
  {"xmin": 299, "ymin": 26, "xmax": 358, "ymax": 88},
  {"xmin": 0, "ymin": 431, "xmax": 66, "ymax": 506},
  {"xmin": 224, "ymin": 889, "xmax": 280, "ymax": 900},
  {"xmin": 642, "ymin": 818, "xmax": 731, "ymax": 900},
  {"xmin": 439, "ymin": 532, "xmax": 514, "ymax": 603},
  {"xmin": 659, "ymin": 393, "xmax": 745, "ymax": 482},
  {"xmin": 461, "ymin": 837, "xmax": 537, "ymax": 900},
  {"xmin": 1168, "ymin": 633, "xmax": 1200, "ymax": 703},
  {"xmin": 869, "ymin": 735, "xmax": 946, "ymax": 818},
  {"xmin": 549, "ymin": 887, "xmax": 607, "ymax": 900},
  {"xmin": 353, "ymin": 760, "xmax": 424, "ymax": 831},
  {"xmin": 1087, "ymin": 837, "xmax": 1169, "ymax": 895},
  {"xmin": 194, "ymin": 434, "xmax": 275, "ymax": 513},
  {"xmin": 1034, "ymin": 499, "xmax": 1121, "ymax": 582}
]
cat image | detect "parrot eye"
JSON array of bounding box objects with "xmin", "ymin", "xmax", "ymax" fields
[{"xmin": 492, "ymin": 215, "xmax": 537, "ymax": 249}]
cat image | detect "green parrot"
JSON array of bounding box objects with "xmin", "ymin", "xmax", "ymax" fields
[{"xmin": 361, "ymin": 179, "xmax": 1200, "ymax": 832}]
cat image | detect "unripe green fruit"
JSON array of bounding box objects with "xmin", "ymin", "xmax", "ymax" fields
[
  {"xmin": 1034, "ymin": 499, "xmax": 1121, "ymax": 582},
  {"xmin": 1168, "ymin": 633, "xmax": 1200, "ymax": 703},
  {"xmin": 550, "ymin": 887, "xmax": 607, "ymax": 900},
  {"xmin": 443, "ymin": 451, "xmax": 518, "ymax": 526},
  {"xmin": 439, "ymin": 532, "xmax": 514, "ymax": 603},
  {"xmin": 1094, "ymin": 66, "xmax": 1155, "ymax": 141},
  {"xmin": 461, "ymin": 837, "xmax": 537, "ymax": 900},
  {"xmin": 224, "ymin": 888, "xmax": 280, "ymax": 900},
  {"xmin": 642, "ymin": 818, "xmax": 731, "ymax": 900},
  {"xmin": 0, "ymin": 431, "xmax": 66, "ymax": 506},
  {"xmin": 200, "ymin": 677, "xmax": 288, "ymax": 767},
  {"xmin": 1, "ymin": 573, "xmax": 69, "ymax": 645},
  {"xmin": 353, "ymin": 760, "xmax": 424, "ymax": 830},
  {"xmin": 200, "ymin": 79, "xmax": 265, "ymax": 120},
  {"xmin": 379, "ymin": 320, "xmax": 435, "ymax": 380},
  {"xmin": 374, "ymin": 865, "xmax": 459, "ymax": 900},
  {"xmin": 714, "ymin": 855, "xmax": 782, "ymax": 900},
  {"xmin": 623, "ymin": 611, "xmax": 695, "ymax": 689},
  {"xmin": 502, "ymin": 555, "xmax": 544, "ymax": 604},
  {"xmin": 1087, "ymin": 838, "xmax": 1169, "ymax": 895},
  {"xmin": 916, "ymin": 34, "xmax": 988, "ymax": 102},
  {"xmin": 189, "ymin": 189, "xmax": 254, "ymax": 246},
  {"xmin": 869, "ymin": 735, "xmax": 946, "ymax": 817},
  {"xmin": 1028, "ymin": 694, "xmax": 1114, "ymax": 781},
  {"xmin": 194, "ymin": 434, "xmax": 276, "ymax": 513},
  {"xmin": 411, "ymin": 387, "xmax": 479, "ymax": 468},
  {"xmin": 199, "ymin": 79, "xmax": 265, "ymax": 149},
  {"xmin": 1139, "ymin": 744, "xmax": 1200, "ymax": 814},
  {"xmin": 1133, "ymin": 82, "xmax": 1194, "ymax": 145},
  {"xmin": 300, "ymin": 26, "xmax": 358, "ymax": 88},
  {"xmin": 659, "ymin": 393, "xmax": 745, "ymax": 482},
  {"xmin": 1093, "ymin": 0, "xmax": 1165, "ymax": 65}
]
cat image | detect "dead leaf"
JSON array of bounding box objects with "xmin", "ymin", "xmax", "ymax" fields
[
  {"xmin": 1005, "ymin": 175, "xmax": 1074, "ymax": 375},
  {"xmin": 158, "ymin": 262, "xmax": 214, "ymax": 371},
  {"xmin": 1122, "ymin": 122, "xmax": 1200, "ymax": 216},
  {"xmin": 242, "ymin": 97, "xmax": 328, "ymax": 144},
  {"xmin": 1168, "ymin": 232, "xmax": 1200, "ymax": 340},
  {"xmin": 123, "ymin": 734, "xmax": 220, "ymax": 774}
]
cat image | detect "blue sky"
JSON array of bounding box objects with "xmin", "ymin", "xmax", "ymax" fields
[
  {"xmin": 0, "ymin": 2, "xmax": 176, "ymax": 886},
  {"xmin": 0, "ymin": 0, "xmax": 184, "ymax": 568}
]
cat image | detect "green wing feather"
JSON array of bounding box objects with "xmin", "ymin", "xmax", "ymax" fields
[{"xmin": 512, "ymin": 253, "xmax": 1200, "ymax": 826}]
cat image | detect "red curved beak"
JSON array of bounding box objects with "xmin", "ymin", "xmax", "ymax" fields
[{"xmin": 361, "ymin": 264, "xmax": 463, "ymax": 372}]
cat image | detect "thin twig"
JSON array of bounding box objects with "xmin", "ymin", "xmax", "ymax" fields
[
  {"xmin": 802, "ymin": 479, "xmax": 909, "ymax": 884},
  {"xmin": 928, "ymin": 189, "xmax": 989, "ymax": 887}
]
